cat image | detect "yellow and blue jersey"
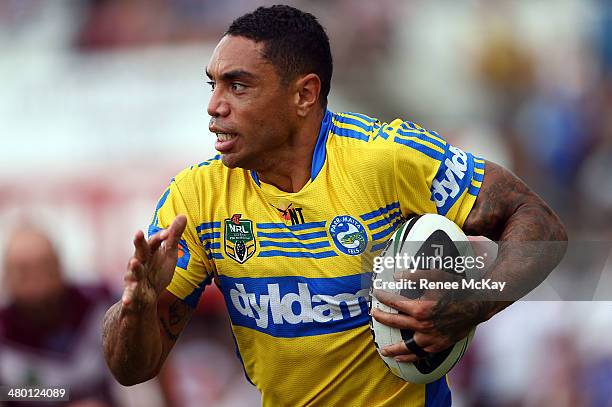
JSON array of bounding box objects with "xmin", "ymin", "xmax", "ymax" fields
[{"xmin": 149, "ymin": 110, "xmax": 484, "ymax": 406}]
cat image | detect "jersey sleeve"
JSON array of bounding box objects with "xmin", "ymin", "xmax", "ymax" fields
[
  {"xmin": 148, "ymin": 177, "xmax": 213, "ymax": 307},
  {"xmin": 388, "ymin": 119, "xmax": 485, "ymax": 227}
]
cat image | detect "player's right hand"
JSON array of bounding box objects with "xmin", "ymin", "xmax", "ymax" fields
[{"xmin": 121, "ymin": 215, "xmax": 187, "ymax": 312}]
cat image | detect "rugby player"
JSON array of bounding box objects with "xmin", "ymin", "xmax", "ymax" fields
[{"xmin": 102, "ymin": 5, "xmax": 567, "ymax": 406}]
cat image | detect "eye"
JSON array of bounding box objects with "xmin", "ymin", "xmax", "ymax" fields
[
  {"xmin": 231, "ymin": 83, "xmax": 246, "ymax": 92},
  {"xmin": 206, "ymin": 81, "xmax": 215, "ymax": 91}
]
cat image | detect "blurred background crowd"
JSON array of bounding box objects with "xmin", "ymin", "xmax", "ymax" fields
[{"xmin": 1, "ymin": 0, "xmax": 611, "ymax": 406}]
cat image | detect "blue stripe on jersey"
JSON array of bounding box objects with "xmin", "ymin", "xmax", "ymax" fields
[
  {"xmin": 207, "ymin": 252, "xmax": 224, "ymax": 260},
  {"xmin": 372, "ymin": 219, "xmax": 403, "ymax": 241},
  {"xmin": 260, "ymin": 240, "xmax": 331, "ymax": 250},
  {"xmin": 284, "ymin": 222, "xmax": 326, "ymax": 231},
  {"xmin": 371, "ymin": 123, "xmax": 387, "ymax": 140},
  {"xmin": 368, "ymin": 207, "xmax": 403, "ymax": 253},
  {"xmin": 361, "ymin": 202, "xmax": 401, "ymax": 221},
  {"xmin": 197, "ymin": 154, "xmax": 221, "ymax": 167},
  {"xmin": 257, "ymin": 231, "xmax": 327, "ymax": 240},
  {"xmin": 342, "ymin": 111, "xmax": 377, "ymax": 124},
  {"xmin": 204, "ymin": 241, "xmax": 221, "ymax": 250},
  {"xmin": 431, "ymin": 146, "xmax": 475, "ymax": 216},
  {"xmin": 370, "ymin": 241, "xmax": 389, "ymax": 253},
  {"xmin": 199, "ymin": 232, "xmax": 221, "ymax": 242},
  {"xmin": 404, "ymin": 121, "xmax": 446, "ymax": 140},
  {"xmin": 425, "ymin": 377, "xmax": 452, "ymax": 407},
  {"xmin": 148, "ymin": 224, "xmax": 163, "ymax": 239},
  {"xmin": 367, "ymin": 210, "xmax": 402, "ymax": 230},
  {"xmin": 331, "ymin": 128, "xmax": 370, "ymax": 142},
  {"xmin": 218, "ymin": 274, "xmax": 370, "ymax": 338},
  {"xmin": 183, "ymin": 273, "xmax": 214, "ymax": 308},
  {"xmin": 250, "ymin": 170, "xmax": 261, "ymax": 186},
  {"xmin": 377, "ymin": 124, "xmax": 394, "ymax": 140},
  {"xmin": 468, "ymin": 184, "xmax": 481, "ymax": 196},
  {"xmin": 393, "ymin": 136, "xmax": 445, "ymax": 161},
  {"xmin": 230, "ymin": 331, "xmax": 255, "ymax": 386},
  {"xmin": 336, "ymin": 113, "xmax": 375, "ymax": 132},
  {"xmin": 196, "ymin": 222, "xmax": 221, "ymax": 233},
  {"xmin": 254, "ymin": 223, "xmax": 283, "ymax": 229},
  {"xmin": 472, "ymin": 158, "xmax": 485, "ymax": 196},
  {"xmin": 196, "ymin": 228, "xmax": 222, "ymax": 259},
  {"xmin": 256, "ymin": 221, "xmax": 326, "ymax": 231},
  {"xmin": 312, "ymin": 110, "xmax": 332, "ymax": 180},
  {"xmin": 176, "ymin": 238, "xmax": 191, "ymax": 270},
  {"xmin": 151, "ymin": 188, "xmax": 170, "ymax": 228},
  {"xmin": 397, "ymin": 124, "xmax": 446, "ymax": 150},
  {"xmin": 258, "ymin": 250, "xmax": 338, "ymax": 259}
]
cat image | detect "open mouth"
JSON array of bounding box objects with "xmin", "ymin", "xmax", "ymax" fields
[
  {"xmin": 215, "ymin": 132, "xmax": 238, "ymax": 153},
  {"xmin": 216, "ymin": 132, "xmax": 237, "ymax": 141}
]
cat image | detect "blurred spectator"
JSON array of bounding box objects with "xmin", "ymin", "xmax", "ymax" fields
[
  {"xmin": 0, "ymin": 225, "xmax": 117, "ymax": 407},
  {"xmin": 0, "ymin": 0, "xmax": 44, "ymax": 30},
  {"xmin": 75, "ymin": 0, "xmax": 257, "ymax": 50}
]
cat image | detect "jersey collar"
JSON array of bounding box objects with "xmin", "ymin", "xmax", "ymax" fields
[{"xmin": 250, "ymin": 109, "xmax": 332, "ymax": 186}]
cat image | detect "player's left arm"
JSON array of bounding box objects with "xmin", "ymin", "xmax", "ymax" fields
[
  {"xmin": 461, "ymin": 160, "xmax": 568, "ymax": 308},
  {"xmin": 373, "ymin": 160, "xmax": 568, "ymax": 360}
]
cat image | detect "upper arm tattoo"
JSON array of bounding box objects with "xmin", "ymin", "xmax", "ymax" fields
[{"xmin": 462, "ymin": 160, "xmax": 564, "ymax": 242}]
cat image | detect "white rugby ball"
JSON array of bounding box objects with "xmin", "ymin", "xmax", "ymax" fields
[{"xmin": 369, "ymin": 214, "xmax": 476, "ymax": 384}]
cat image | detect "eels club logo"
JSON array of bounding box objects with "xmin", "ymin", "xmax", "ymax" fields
[{"xmin": 329, "ymin": 215, "xmax": 368, "ymax": 256}]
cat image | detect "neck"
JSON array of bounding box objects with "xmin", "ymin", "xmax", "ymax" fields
[{"xmin": 256, "ymin": 110, "xmax": 325, "ymax": 193}]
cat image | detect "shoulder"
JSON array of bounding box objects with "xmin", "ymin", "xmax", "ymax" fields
[
  {"xmin": 151, "ymin": 155, "xmax": 229, "ymax": 221},
  {"xmin": 171, "ymin": 154, "xmax": 226, "ymax": 188},
  {"xmin": 328, "ymin": 111, "xmax": 382, "ymax": 145},
  {"xmin": 326, "ymin": 111, "xmax": 393, "ymax": 161},
  {"xmin": 327, "ymin": 111, "xmax": 447, "ymax": 162},
  {"xmin": 167, "ymin": 154, "xmax": 249, "ymax": 199}
]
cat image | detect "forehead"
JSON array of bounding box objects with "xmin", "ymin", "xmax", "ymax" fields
[
  {"xmin": 5, "ymin": 231, "xmax": 54, "ymax": 260},
  {"xmin": 207, "ymin": 35, "xmax": 271, "ymax": 77}
]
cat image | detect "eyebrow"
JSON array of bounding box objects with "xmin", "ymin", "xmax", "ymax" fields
[{"xmin": 205, "ymin": 68, "xmax": 256, "ymax": 82}]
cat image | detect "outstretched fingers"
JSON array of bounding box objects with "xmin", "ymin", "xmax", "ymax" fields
[
  {"xmin": 122, "ymin": 258, "xmax": 144, "ymax": 307},
  {"xmin": 124, "ymin": 216, "xmax": 187, "ymax": 305},
  {"xmin": 148, "ymin": 229, "xmax": 166, "ymax": 253},
  {"xmin": 163, "ymin": 215, "xmax": 188, "ymax": 251},
  {"xmin": 133, "ymin": 228, "xmax": 168, "ymax": 263},
  {"xmin": 133, "ymin": 230, "xmax": 150, "ymax": 263}
]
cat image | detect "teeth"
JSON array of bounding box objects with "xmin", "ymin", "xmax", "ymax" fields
[{"xmin": 216, "ymin": 133, "xmax": 235, "ymax": 141}]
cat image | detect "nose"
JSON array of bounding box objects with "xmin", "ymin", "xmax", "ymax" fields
[{"xmin": 207, "ymin": 87, "xmax": 230, "ymax": 118}]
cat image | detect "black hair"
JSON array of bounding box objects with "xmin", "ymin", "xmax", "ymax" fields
[{"xmin": 226, "ymin": 5, "xmax": 333, "ymax": 108}]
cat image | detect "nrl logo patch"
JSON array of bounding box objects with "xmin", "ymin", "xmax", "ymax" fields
[{"xmin": 224, "ymin": 214, "xmax": 256, "ymax": 264}]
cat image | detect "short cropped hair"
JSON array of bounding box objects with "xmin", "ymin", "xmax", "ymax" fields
[{"xmin": 226, "ymin": 5, "xmax": 333, "ymax": 108}]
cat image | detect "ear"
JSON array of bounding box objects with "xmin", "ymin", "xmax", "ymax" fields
[{"xmin": 294, "ymin": 73, "xmax": 321, "ymax": 117}]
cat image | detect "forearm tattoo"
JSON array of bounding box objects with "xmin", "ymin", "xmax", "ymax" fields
[{"xmin": 159, "ymin": 298, "xmax": 191, "ymax": 342}]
